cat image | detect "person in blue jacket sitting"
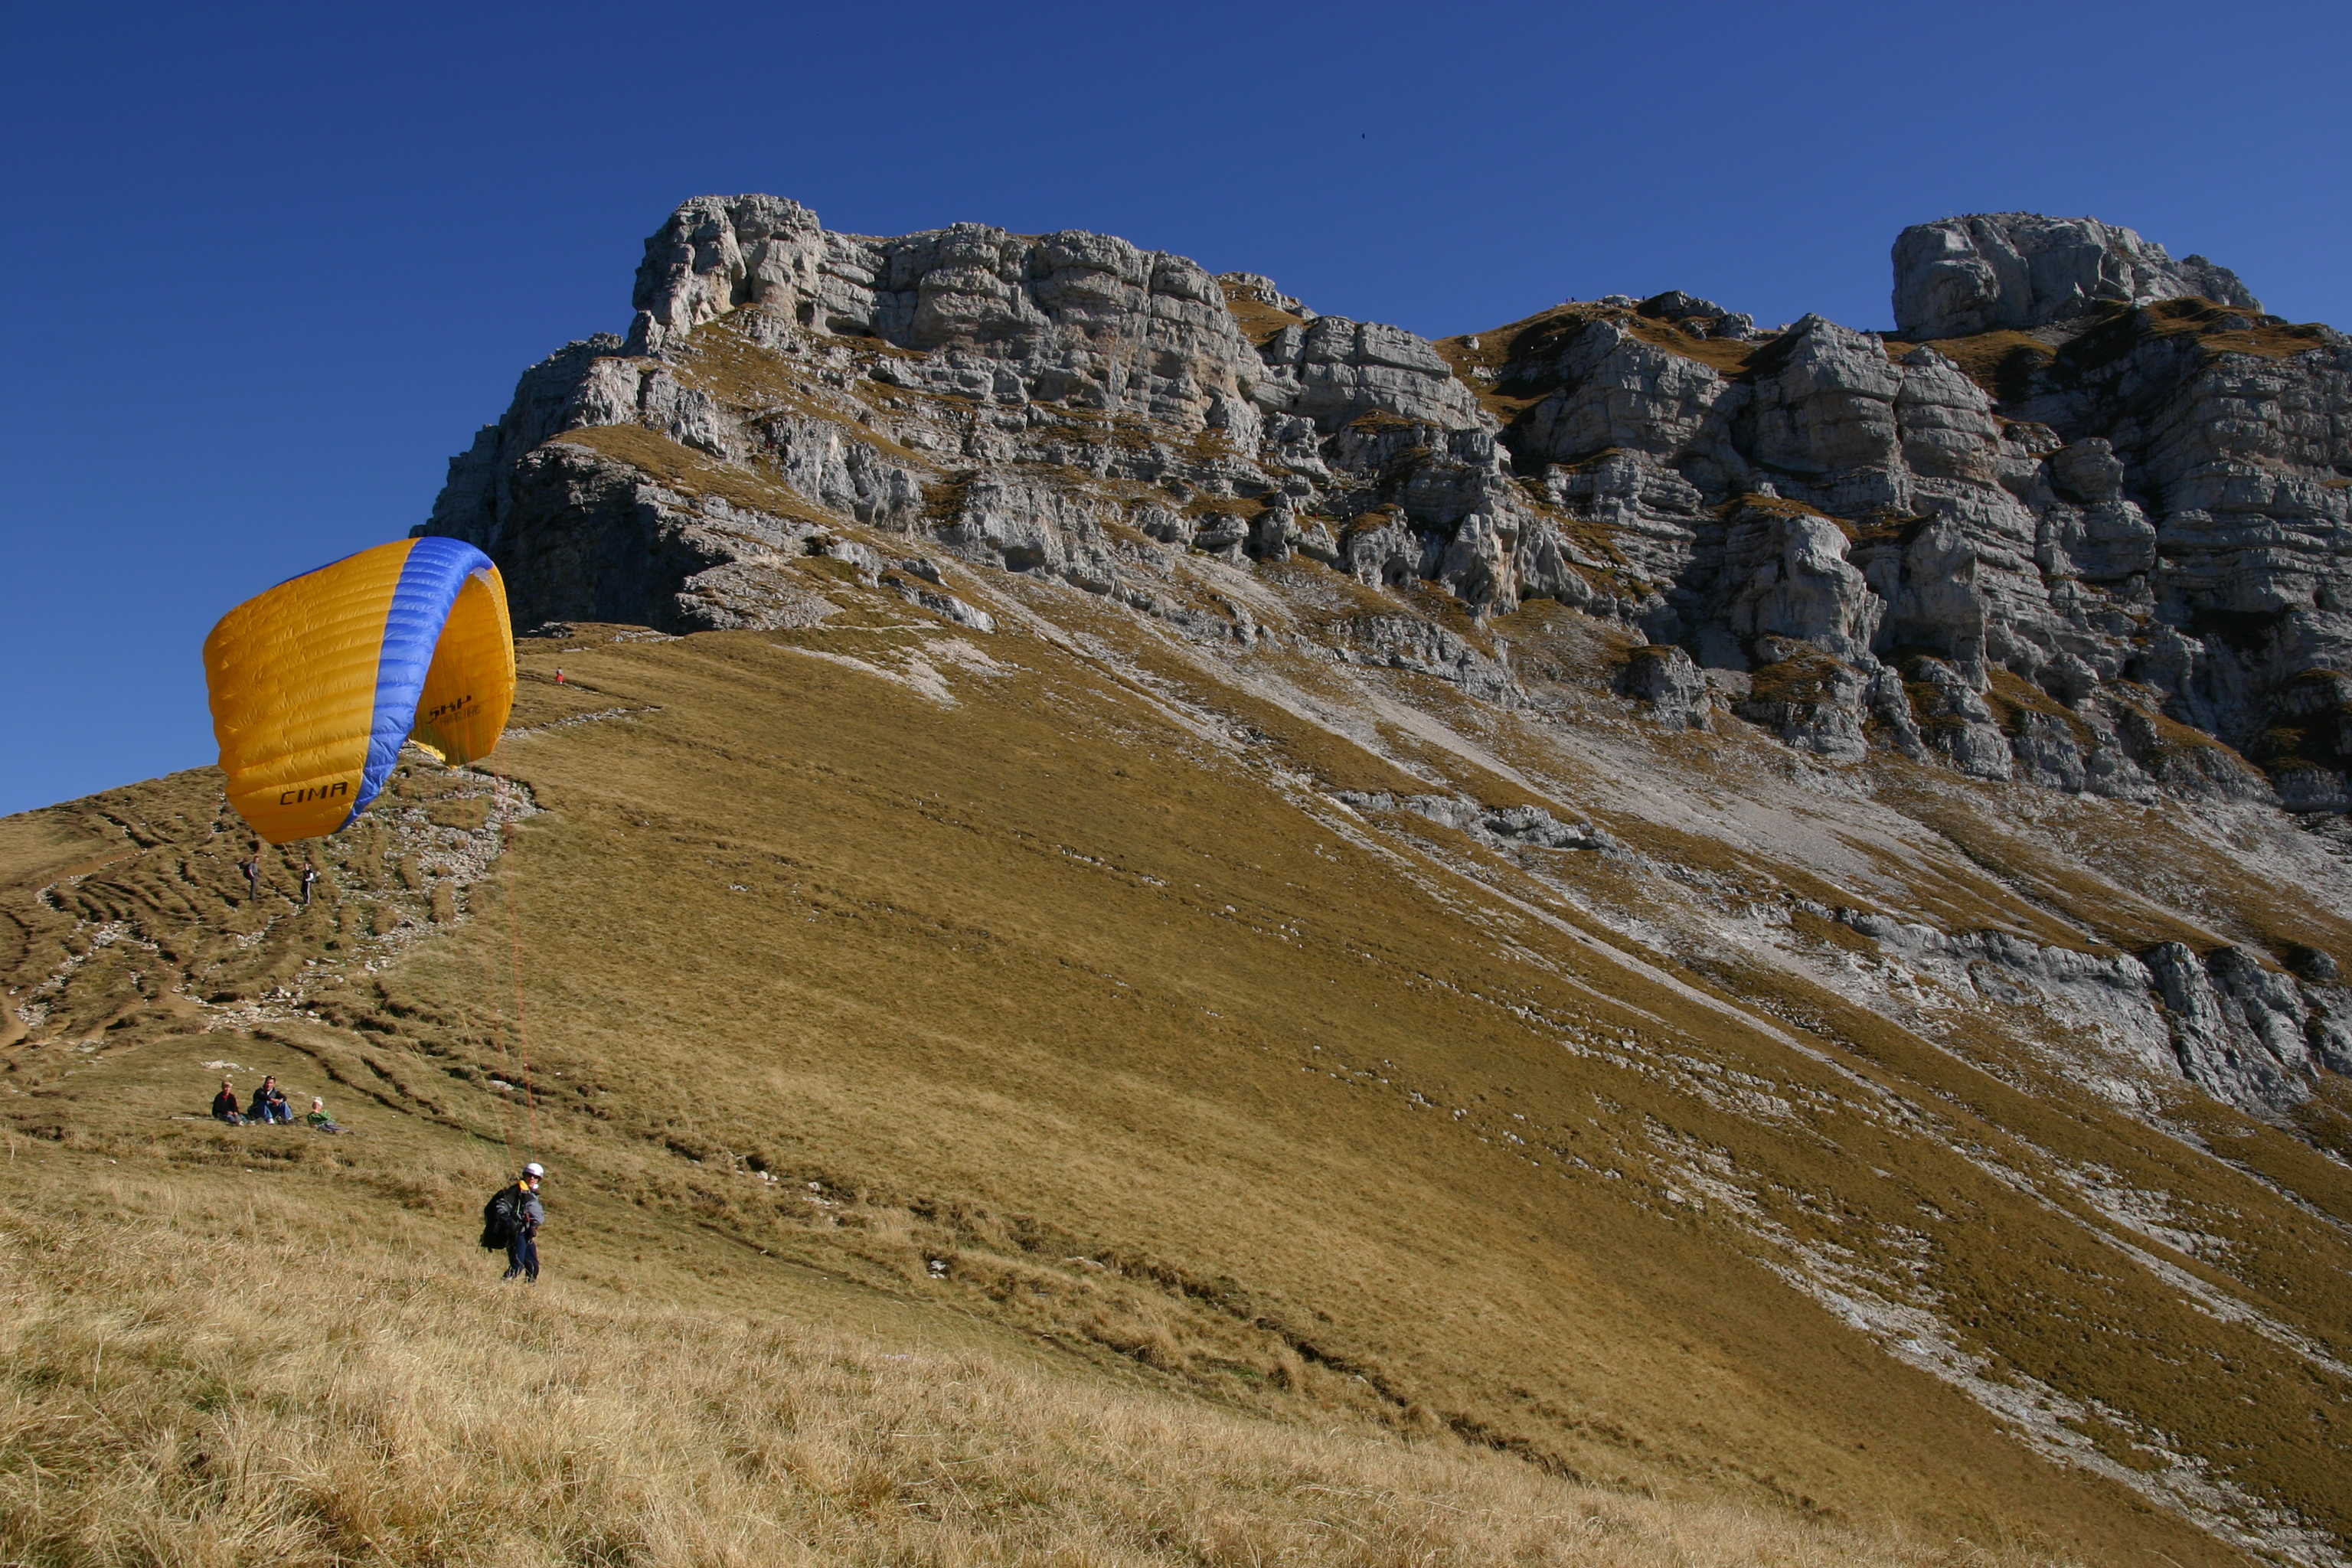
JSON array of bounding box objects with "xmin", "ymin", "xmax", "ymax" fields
[{"xmin": 247, "ymin": 1075, "xmax": 292, "ymax": 1124}]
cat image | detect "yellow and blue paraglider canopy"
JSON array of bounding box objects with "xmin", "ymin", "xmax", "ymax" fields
[{"xmin": 204, "ymin": 537, "xmax": 515, "ymax": 844}]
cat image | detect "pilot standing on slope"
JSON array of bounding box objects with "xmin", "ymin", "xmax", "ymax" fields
[{"xmin": 503, "ymin": 1162, "xmax": 547, "ymax": 1283}]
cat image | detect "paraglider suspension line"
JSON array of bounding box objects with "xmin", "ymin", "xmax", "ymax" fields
[
  {"xmin": 478, "ymin": 839, "xmax": 518, "ymax": 1174},
  {"xmin": 504, "ymin": 817, "xmax": 539, "ymax": 1155}
]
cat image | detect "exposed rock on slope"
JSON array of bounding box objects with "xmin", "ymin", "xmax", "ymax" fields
[
  {"xmin": 418, "ymin": 197, "xmax": 2352, "ymax": 1134},
  {"xmin": 1893, "ymin": 212, "xmax": 2261, "ymax": 339},
  {"xmin": 429, "ymin": 198, "xmax": 2352, "ymax": 822}
]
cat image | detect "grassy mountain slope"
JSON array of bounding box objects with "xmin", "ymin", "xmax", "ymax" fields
[
  {"xmin": 7, "ymin": 1169, "xmax": 2099, "ymax": 1568},
  {"xmin": 11, "ymin": 543, "xmax": 2352, "ymax": 1561}
]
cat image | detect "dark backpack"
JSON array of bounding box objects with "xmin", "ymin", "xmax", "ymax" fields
[{"xmin": 480, "ymin": 1187, "xmax": 522, "ymax": 1250}]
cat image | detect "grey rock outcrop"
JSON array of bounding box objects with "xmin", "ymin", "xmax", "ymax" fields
[
  {"xmin": 1893, "ymin": 213, "xmax": 2259, "ymax": 340},
  {"xmin": 1718, "ymin": 502, "xmax": 1882, "ymax": 663},
  {"xmin": 413, "ymin": 192, "xmax": 2352, "ymax": 1139},
  {"xmin": 1329, "ymin": 616, "xmax": 1516, "ymax": 704},
  {"xmin": 424, "ymin": 195, "xmax": 2352, "ymax": 812},
  {"xmin": 1217, "ymin": 272, "xmax": 1313, "ymax": 318},
  {"xmin": 627, "ymin": 195, "xmax": 1263, "ymax": 433},
  {"xmin": 2138, "ymin": 941, "xmax": 2351, "ymax": 1112},
  {"xmin": 1842, "ymin": 913, "xmax": 2352, "ymax": 1114},
  {"xmin": 1334, "ymin": 792, "xmax": 1615, "ymax": 852},
  {"xmin": 1621, "ymin": 645, "xmax": 1711, "ymax": 728}
]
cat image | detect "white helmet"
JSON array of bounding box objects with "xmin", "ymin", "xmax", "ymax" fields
[{"xmin": 523, "ymin": 1161, "xmax": 545, "ymax": 1178}]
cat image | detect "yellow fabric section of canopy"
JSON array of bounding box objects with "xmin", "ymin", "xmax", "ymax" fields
[
  {"xmin": 202, "ymin": 541, "xmax": 516, "ymax": 844},
  {"xmin": 413, "ymin": 570, "xmax": 516, "ymax": 766},
  {"xmin": 205, "ymin": 541, "xmax": 413, "ymax": 843}
]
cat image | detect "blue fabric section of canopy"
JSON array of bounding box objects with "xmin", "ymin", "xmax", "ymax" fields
[{"xmin": 342, "ymin": 537, "xmax": 495, "ymax": 829}]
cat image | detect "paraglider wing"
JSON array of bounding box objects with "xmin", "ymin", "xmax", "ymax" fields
[{"xmin": 204, "ymin": 537, "xmax": 516, "ymax": 844}]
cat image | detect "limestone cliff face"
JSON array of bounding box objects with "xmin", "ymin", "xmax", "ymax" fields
[
  {"xmin": 1893, "ymin": 212, "xmax": 2261, "ymax": 339},
  {"xmin": 426, "ymin": 198, "xmax": 2352, "ymax": 815},
  {"xmin": 419, "ymin": 198, "xmax": 2352, "ymax": 1126},
  {"xmin": 426, "ymin": 194, "xmax": 1525, "ymax": 645}
]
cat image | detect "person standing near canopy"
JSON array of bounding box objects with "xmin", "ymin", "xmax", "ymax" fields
[
  {"xmin": 485, "ymin": 1163, "xmax": 547, "ymax": 1283},
  {"xmin": 209, "ymin": 537, "xmax": 535, "ymax": 1276}
]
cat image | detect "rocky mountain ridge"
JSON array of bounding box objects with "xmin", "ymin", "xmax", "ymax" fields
[
  {"xmin": 429, "ymin": 198, "xmax": 2352, "ymax": 813},
  {"xmin": 416, "ymin": 199, "xmax": 2352, "ymax": 1143}
]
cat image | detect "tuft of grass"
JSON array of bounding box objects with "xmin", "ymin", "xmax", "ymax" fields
[
  {"xmin": 1896, "ymin": 296, "xmax": 2335, "ymax": 403},
  {"xmin": 1217, "ymin": 281, "xmax": 1305, "ymax": 348},
  {"xmin": 2089, "ymin": 296, "xmax": 2332, "ymax": 364},
  {"xmin": 1890, "ymin": 331, "xmax": 2056, "ymax": 401}
]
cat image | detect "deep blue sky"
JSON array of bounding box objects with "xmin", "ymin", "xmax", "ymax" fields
[{"xmin": 5, "ymin": 0, "xmax": 2347, "ymax": 816}]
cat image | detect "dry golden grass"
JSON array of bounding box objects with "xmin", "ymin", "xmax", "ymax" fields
[
  {"xmin": 0, "ymin": 1165, "xmax": 2073, "ymax": 1568},
  {"xmin": 1217, "ymin": 283, "xmax": 1306, "ymax": 348},
  {"xmin": 1896, "ymin": 296, "xmax": 2335, "ymax": 403},
  {"xmin": 6, "ymin": 605, "xmax": 2335, "ymax": 1566},
  {"xmin": 1616, "ymin": 315, "xmax": 1761, "ymax": 377},
  {"xmin": 1886, "ymin": 330, "xmax": 2057, "ymax": 400},
  {"xmin": 2109, "ymin": 297, "xmax": 2333, "ymax": 362}
]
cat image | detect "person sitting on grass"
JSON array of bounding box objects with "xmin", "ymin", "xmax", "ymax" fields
[
  {"xmin": 305, "ymin": 1096, "xmax": 344, "ymax": 1133},
  {"xmin": 247, "ymin": 1075, "xmax": 292, "ymax": 1125},
  {"xmin": 210, "ymin": 1077, "xmax": 244, "ymax": 1124}
]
